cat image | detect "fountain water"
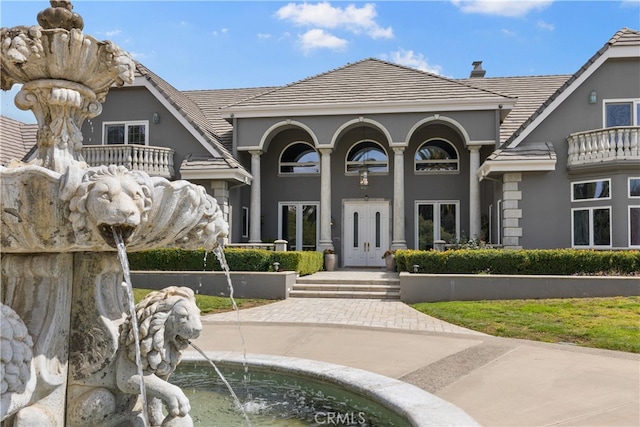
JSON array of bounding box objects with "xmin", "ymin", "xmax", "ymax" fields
[{"xmin": 0, "ymin": 2, "xmax": 227, "ymax": 425}]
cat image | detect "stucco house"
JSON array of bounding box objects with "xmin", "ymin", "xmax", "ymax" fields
[{"xmin": 57, "ymin": 27, "xmax": 638, "ymax": 267}]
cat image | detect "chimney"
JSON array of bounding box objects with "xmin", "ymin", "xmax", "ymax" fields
[{"xmin": 470, "ymin": 61, "xmax": 486, "ymax": 78}]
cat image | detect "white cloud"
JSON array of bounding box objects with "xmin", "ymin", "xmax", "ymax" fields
[
  {"xmin": 276, "ymin": 2, "xmax": 393, "ymax": 39},
  {"xmin": 501, "ymin": 28, "xmax": 517, "ymax": 37},
  {"xmin": 536, "ymin": 20, "xmax": 555, "ymax": 31},
  {"xmin": 383, "ymin": 49, "xmax": 442, "ymax": 75},
  {"xmin": 257, "ymin": 33, "xmax": 272, "ymax": 40},
  {"xmin": 451, "ymin": 0, "xmax": 554, "ymax": 17},
  {"xmin": 105, "ymin": 29, "xmax": 121, "ymax": 37},
  {"xmin": 299, "ymin": 29, "xmax": 348, "ymax": 54}
]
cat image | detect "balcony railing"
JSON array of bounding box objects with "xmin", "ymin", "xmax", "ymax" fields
[
  {"xmin": 81, "ymin": 144, "xmax": 175, "ymax": 178},
  {"xmin": 567, "ymin": 127, "xmax": 639, "ymax": 167}
]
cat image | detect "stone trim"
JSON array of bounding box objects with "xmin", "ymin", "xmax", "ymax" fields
[{"xmin": 502, "ymin": 173, "xmax": 522, "ymax": 248}]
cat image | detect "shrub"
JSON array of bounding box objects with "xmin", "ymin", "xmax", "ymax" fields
[{"xmin": 396, "ymin": 249, "xmax": 640, "ymax": 275}]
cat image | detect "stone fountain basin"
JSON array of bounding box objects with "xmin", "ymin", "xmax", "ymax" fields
[{"xmin": 179, "ymin": 351, "xmax": 480, "ymax": 426}]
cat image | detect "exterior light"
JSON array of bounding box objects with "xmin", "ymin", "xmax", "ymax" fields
[
  {"xmin": 589, "ymin": 91, "xmax": 597, "ymax": 104},
  {"xmin": 152, "ymin": 112, "xmax": 160, "ymax": 124},
  {"xmin": 359, "ymin": 168, "xmax": 369, "ymax": 189},
  {"xmin": 273, "ymin": 262, "xmax": 280, "ymax": 272}
]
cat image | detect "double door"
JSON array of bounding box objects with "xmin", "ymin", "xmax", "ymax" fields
[{"xmin": 343, "ymin": 200, "xmax": 390, "ymax": 267}]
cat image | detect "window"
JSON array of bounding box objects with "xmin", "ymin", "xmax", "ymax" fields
[
  {"xmin": 572, "ymin": 207, "xmax": 611, "ymax": 248},
  {"xmin": 629, "ymin": 178, "xmax": 640, "ymax": 198},
  {"xmin": 279, "ymin": 142, "xmax": 319, "ymax": 174},
  {"xmin": 605, "ymin": 100, "xmax": 640, "ymax": 127},
  {"xmin": 346, "ymin": 141, "xmax": 388, "ymax": 174},
  {"xmin": 571, "ymin": 179, "xmax": 611, "ymax": 201},
  {"xmin": 103, "ymin": 121, "xmax": 148, "ymax": 145},
  {"xmin": 416, "ymin": 201, "xmax": 459, "ymax": 250},
  {"xmin": 415, "ymin": 139, "xmax": 459, "ymax": 172},
  {"xmin": 242, "ymin": 207, "xmax": 249, "ymax": 238},
  {"xmin": 278, "ymin": 202, "xmax": 318, "ymax": 251},
  {"xmin": 630, "ymin": 206, "xmax": 640, "ymax": 248}
]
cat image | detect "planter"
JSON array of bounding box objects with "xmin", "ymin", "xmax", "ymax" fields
[
  {"xmin": 384, "ymin": 254, "xmax": 396, "ymax": 272},
  {"xmin": 324, "ymin": 254, "xmax": 338, "ymax": 271}
]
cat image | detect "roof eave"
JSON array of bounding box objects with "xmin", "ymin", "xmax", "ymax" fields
[
  {"xmin": 478, "ymin": 158, "xmax": 557, "ymax": 180},
  {"xmin": 221, "ymin": 97, "xmax": 515, "ymax": 119},
  {"xmin": 179, "ymin": 165, "xmax": 252, "ymax": 184}
]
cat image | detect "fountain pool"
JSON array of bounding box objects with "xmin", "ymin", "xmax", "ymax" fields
[{"xmin": 172, "ymin": 352, "xmax": 480, "ymax": 427}]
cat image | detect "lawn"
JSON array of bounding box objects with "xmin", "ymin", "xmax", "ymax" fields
[
  {"xmin": 133, "ymin": 288, "xmax": 275, "ymax": 315},
  {"xmin": 412, "ymin": 297, "xmax": 640, "ymax": 353}
]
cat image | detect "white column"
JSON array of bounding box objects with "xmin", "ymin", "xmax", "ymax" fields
[
  {"xmin": 469, "ymin": 146, "xmax": 481, "ymax": 240},
  {"xmin": 391, "ymin": 146, "xmax": 407, "ymax": 249},
  {"xmin": 318, "ymin": 148, "xmax": 333, "ymax": 251},
  {"xmin": 249, "ymin": 150, "xmax": 262, "ymax": 243}
]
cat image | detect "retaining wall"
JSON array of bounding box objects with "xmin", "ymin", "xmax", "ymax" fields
[
  {"xmin": 131, "ymin": 271, "xmax": 296, "ymax": 299},
  {"xmin": 400, "ymin": 272, "xmax": 640, "ymax": 303}
]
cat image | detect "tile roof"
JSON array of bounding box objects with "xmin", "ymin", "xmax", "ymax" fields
[
  {"xmin": 184, "ymin": 87, "xmax": 276, "ymax": 147},
  {"xmin": 223, "ymin": 58, "xmax": 513, "ymax": 110},
  {"xmin": 460, "ymin": 75, "xmax": 571, "ymax": 145},
  {"xmin": 0, "ymin": 115, "xmax": 37, "ymax": 166},
  {"xmin": 134, "ymin": 62, "xmax": 247, "ymax": 172}
]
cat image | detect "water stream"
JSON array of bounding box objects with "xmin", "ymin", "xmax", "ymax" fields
[
  {"xmin": 113, "ymin": 227, "xmax": 150, "ymax": 427},
  {"xmin": 189, "ymin": 342, "xmax": 253, "ymax": 426}
]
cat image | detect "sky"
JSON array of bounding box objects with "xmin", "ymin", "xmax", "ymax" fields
[{"xmin": 1, "ymin": 0, "xmax": 638, "ymax": 124}]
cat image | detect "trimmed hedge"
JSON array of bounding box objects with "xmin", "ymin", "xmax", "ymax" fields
[
  {"xmin": 127, "ymin": 247, "xmax": 323, "ymax": 276},
  {"xmin": 395, "ymin": 249, "xmax": 640, "ymax": 275}
]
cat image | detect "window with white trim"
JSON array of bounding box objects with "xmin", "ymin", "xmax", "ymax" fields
[
  {"xmin": 629, "ymin": 177, "xmax": 640, "ymax": 198},
  {"xmin": 278, "ymin": 202, "xmax": 319, "ymax": 251},
  {"xmin": 103, "ymin": 121, "xmax": 148, "ymax": 145},
  {"xmin": 572, "ymin": 207, "xmax": 611, "ymax": 248},
  {"xmin": 279, "ymin": 142, "xmax": 319, "ymax": 174},
  {"xmin": 571, "ymin": 179, "xmax": 611, "ymax": 201},
  {"xmin": 415, "ymin": 201, "xmax": 459, "ymax": 250},
  {"xmin": 346, "ymin": 141, "xmax": 388, "ymax": 174},
  {"xmin": 415, "ymin": 139, "xmax": 459, "ymax": 172},
  {"xmin": 604, "ymin": 99, "xmax": 640, "ymax": 127},
  {"xmin": 629, "ymin": 206, "xmax": 640, "ymax": 248}
]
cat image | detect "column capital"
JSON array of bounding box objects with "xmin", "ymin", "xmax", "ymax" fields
[
  {"xmin": 468, "ymin": 145, "xmax": 481, "ymax": 152},
  {"xmin": 392, "ymin": 146, "xmax": 406, "ymax": 154},
  {"xmin": 249, "ymin": 150, "xmax": 263, "ymax": 157},
  {"xmin": 318, "ymin": 147, "xmax": 333, "ymax": 155}
]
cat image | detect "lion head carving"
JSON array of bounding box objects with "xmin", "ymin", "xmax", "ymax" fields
[
  {"xmin": 120, "ymin": 286, "xmax": 202, "ymax": 378},
  {"xmin": 68, "ymin": 165, "xmax": 153, "ymax": 246}
]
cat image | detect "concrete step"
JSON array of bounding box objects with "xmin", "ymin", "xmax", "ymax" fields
[
  {"xmin": 289, "ymin": 289, "xmax": 401, "ymax": 299},
  {"xmin": 295, "ymin": 277, "xmax": 400, "ymax": 286},
  {"xmin": 290, "ymin": 283, "xmax": 401, "ymax": 299}
]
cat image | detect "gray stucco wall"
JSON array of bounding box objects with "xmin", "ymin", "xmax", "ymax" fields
[
  {"xmin": 518, "ymin": 58, "xmax": 640, "ymax": 249},
  {"xmin": 81, "ymin": 86, "xmax": 214, "ymax": 181}
]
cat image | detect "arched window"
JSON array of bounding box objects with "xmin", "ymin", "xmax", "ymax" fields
[
  {"xmin": 415, "ymin": 139, "xmax": 459, "ymax": 172},
  {"xmin": 279, "ymin": 142, "xmax": 319, "ymax": 174},
  {"xmin": 346, "ymin": 141, "xmax": 388, "ymax": 174}
]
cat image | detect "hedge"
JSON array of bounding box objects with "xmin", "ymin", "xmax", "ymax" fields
[
  {"xmin": 395, "ymin": 249, "xmax": 640, "ymax": 275},
  {"xmin": 127, "ymin": 247, "xmax": 323, "ymax": 276}
]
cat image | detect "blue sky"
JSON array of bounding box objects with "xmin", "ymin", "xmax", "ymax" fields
[{"xmin": 1, "ymin": 1, "xmax": 638, "ymax": 123}]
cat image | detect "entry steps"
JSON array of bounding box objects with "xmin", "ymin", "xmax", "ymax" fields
[{"xmin": 290, "ymin": 272, "xmax": 400, "ymax": 299}]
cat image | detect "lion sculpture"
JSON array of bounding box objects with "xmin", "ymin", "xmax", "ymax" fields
[
  {"xmin": 67, "ymin": 286, "xmax": 202, "ymax": 427},
  {"xmin": 67, "ymin": 164, "xmax": 154, "ymax": 247}
]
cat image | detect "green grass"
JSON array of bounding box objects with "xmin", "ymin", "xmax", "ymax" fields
[
  {"xmin": 133, "ymin": 288, "xmax": 275, "ymax": 315},
  {"xmin": 412, "ymin": 297, "xmax": 640, "ymax": 353}
]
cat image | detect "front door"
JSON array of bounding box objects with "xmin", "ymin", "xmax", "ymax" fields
[{"xmin": 343, "ymin": 200, "xmax": 390, "ymax": 267}]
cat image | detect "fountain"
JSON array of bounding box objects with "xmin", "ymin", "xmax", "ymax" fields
[
  {"xmin": 0, "ymin": 2, "xmax": 227, "ymax": 425},
  {"xmin": 1, "ymin": 2, "xmax": 480, "ymax": 426}
]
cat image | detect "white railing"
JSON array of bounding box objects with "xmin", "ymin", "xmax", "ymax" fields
[
  {"xmin": 567, "ymin": 127, "xmax": 639, "ymax": 166},
  {"xmin": 81, "ymin": 145, "xmax": 175, "ymax": 178}
]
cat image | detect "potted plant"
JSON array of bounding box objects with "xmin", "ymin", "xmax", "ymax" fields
[
  {"xmin": 382, "ymin": 250, "xmax": 396, "ymax": 271},
  {"xmin": 323, "ymin": 248, "xmax": 337, "ymax": 271}
]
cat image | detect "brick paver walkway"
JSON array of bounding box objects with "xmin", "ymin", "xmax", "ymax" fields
[{"xmin": 202, "ymin": 298, "xmax": 485, "ymax": 335}]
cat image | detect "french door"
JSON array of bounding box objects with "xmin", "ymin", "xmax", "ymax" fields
[
  {"xmin": 343, "ymin": 200, "xmax": 390, "ymax": 267},
  {"xmin": 278, "ymin": 202, "xmax": 318, "ymax": 251}
]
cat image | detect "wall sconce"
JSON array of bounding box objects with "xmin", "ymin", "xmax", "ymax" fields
[
  {"xmin": 589, "ymin": 91, "xmax": 597, "ymax": 104},
  {"xmin": 359, "ymin": 168, "xmax": 369, "ymax": 189},
  {"xmin": 152, "ymin": 112, "xmax": 161, "ymax": 124}
]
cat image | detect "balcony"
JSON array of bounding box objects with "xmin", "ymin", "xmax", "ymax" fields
[
  {"xmin": 567, "ymin": 127, "xmax": 639, "ymax": 167},
  {"xmin": 81, "ymin": 144, "xmax": 175, "ymax": 178}
]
